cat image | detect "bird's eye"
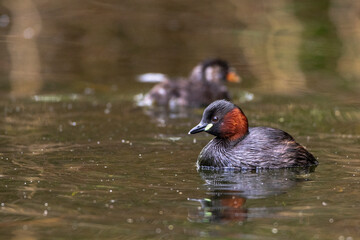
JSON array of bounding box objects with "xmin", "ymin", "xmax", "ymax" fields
[{"xmin": 211, "ymin": 116, "xmax": 219, "ymax": 123}]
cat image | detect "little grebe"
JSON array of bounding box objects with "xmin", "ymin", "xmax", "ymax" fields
[
  {"xmin": 143, "ymin": 59, "xmax": 240, "ymax": 108},
  {"xmin": 189, "ymin": 100, "xmax": 318, "ymax": 169}
]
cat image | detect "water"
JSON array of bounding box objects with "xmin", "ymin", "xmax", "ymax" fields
[{"xmin": 0, "ymin": 0, "xmax": 360, "ymax": 239}]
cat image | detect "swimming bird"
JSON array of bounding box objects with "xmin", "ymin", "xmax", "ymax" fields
[
  {"xmin": 189, "ymin": 100, "xmax": 318, "ymax": 169},
  {"xmin": 143, "ymin": 59, "xmax": 240, "ymax": 108}
]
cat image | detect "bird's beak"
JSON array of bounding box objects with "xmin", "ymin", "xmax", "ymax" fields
[
  {"xmin": 226, "ymin": 71, "xmax": 241, "ymax": 83},
  {"xmin": 188, "ymin": 122, "xmax": 213, "ymax": 134}
]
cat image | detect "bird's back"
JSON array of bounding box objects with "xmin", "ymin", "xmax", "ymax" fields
[{"xmin": 198, "ymin": 127, "xmax": 318, "ymax": 169}]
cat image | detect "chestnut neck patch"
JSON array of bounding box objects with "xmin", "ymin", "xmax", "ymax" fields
[{"xmin": 220, "ymin": 108, "xmax": 249, "ymax": 141}]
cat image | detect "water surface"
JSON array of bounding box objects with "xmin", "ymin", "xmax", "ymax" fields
[{"xmin": 0, "ymin": 0, "xmax": 359, "ymax": 239}]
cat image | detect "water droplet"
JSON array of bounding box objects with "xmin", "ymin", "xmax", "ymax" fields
[
  {"xmin": 69, "ymin": 121, "xmax": 77, "ymax": 126},
  {"xmin": 0, "ymin": 14, "xmax": 10, "ymax": 28},
  {"xmin": 84, "ymin": 88, "xmax": 94, "ymax": 95},
  {"xmin": 23, "ymin": 27, "xmax": 35, "ymax": 39}
]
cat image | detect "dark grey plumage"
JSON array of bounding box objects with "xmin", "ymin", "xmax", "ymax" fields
[
  {"xmin": 189, "ymin": 100, "xmax": 318, "ymax": 169},
  {"xmin": 198, "ymin": 127, "xmax": 318, "ymax": 169}
]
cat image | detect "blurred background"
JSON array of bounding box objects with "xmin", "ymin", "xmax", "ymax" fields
[{"xmin": 0, "ymin": 0, "xmax": 359, "ymax": 98}]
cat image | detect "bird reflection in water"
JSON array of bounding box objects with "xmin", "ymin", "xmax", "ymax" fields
[
  {"xmin": 188, "ymin": 167, "xmax": 315, "ymax": 223},
  {"xmin": 188, "ymin": 189, "xmax": 248, "ymax": 223}
]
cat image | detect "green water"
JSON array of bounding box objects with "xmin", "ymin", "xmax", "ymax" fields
[{"xmin": 0, "ymin": 0, "xmax": 359, "ymax": 239}]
